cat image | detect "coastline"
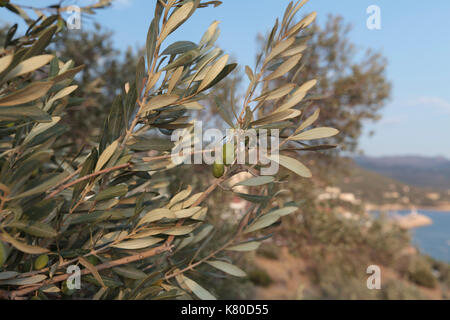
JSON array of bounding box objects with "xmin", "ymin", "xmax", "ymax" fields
[
  {"xmin": 366, "ymin": 203, "xmax": 450, "ymax": 213},
  {"xmin": 365, "ymin": 203, "xmax": 450, "ymax": 263}
]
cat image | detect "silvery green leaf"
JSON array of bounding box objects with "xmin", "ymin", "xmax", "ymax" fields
[
  {"xmin": 244, "ymin": 213, "xmax": 280, "ymax": 233},
  {"xmin": 226, "ymin": 241, "xmax": 261, "ymax": 252},
  {"xmin": 0, "ymin": 274, "xmax": 46, "ymax": 286},
  {"xmin": 236, "ymin": 176, "xmax": 275, "ymax": 187},
  {"xmin": 112, "ymin": 237, "xmax": 163, "ymax": 250},
  {"xmin": 162, "ymin": 41, "xmax": 197, "ymax": 56},
  {"xmin": 206, "ymin": 260, "xmax": 246, "ymax": 277},
  {"xmin": 183, "ymin": 276, "xmax": 216, "ymax": 300},
  {"xmin": 113, "ymin": 266, "xmax": 147, "ymax": 280},
  {"xmin": 0, "ymin": 271, "xmax": 19, "ymax": 280}
]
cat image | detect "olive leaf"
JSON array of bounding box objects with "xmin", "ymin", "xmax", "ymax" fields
[
  {"xmin": 7, "ymin": 220, "xmax": 57, "ymax": 238},
  {"xmin": 182, "ymin": 276, "xmax": 216, "ymax": 300},
  {"xmin": 287, "ymin": 11, "xmax": 317, "ymax": 37},
  {"xmin": 244, "ymin": 213, "xmax": 280, "ymax": 233},
  {"xmin": 140, "ymin": 94, "xmax": 179, "ymax": 114},
  {"xmin": 265, "ymin": 37, "xmax": 295, "ymax": 63},
  {"xmin": 22, "ymin": 25, "xmax": 57, "ymax": 59},
  {"xmin": 198, "ymin": 54, "xmax": 229, "ymax": 92},
  {"xmin": 206, "ymin": 260, "xmax": 246, "ymax": 277},
  {"xmin": 162, "ymin": 41, "xmax": 197, "ymax": 56},
  {"xmin": 23, "ymin": 116, "xmax": 60, "ymax": 144},
  {"xmin": 267, "ymin": 206, "xmax": 298, "ymax": 217},
  {"xmin": 79, "ymin": 256, "xmax": 106, "ymax": 288},
  {"xmin": 236, "ymin": 176, "xmax": 275, "ymax": 187},
  {"xmin": 167, "ymin": 66, "xmax": 184, "ymax": 94},
  {"xmin": 146, "ymin": 18, "xmax": 159, "ymax": 69},
  {"xmin": 137, "ymin": 208, "xmax": 175, "ymax": 226},
  {"xmin": 94, "ymin": 184, "xmax": 128, "ymax": 201},
  {"xmin": 296, "ymin": 108, "xmax": 320, "ymax": 132},
  {"xmin": 281, "ymin": 44, "xmax": 307, "ymax": 57},
  {"xmin": 159, "ymin": 1, "xmax": 197, "ymax": 43},
  {"xmin": 0, "ymin": 105, "xmax": 51, "ymax": 122},
  {"xmin": 199, "ymin": 21, "xmax": 220, "ymax": 47},
  {"xmin": 136, "ymin": 56, "xmax": 146, "ymax": 96},
  {"xmin": 0, "ymin": 81, "xmax": 53, "ymax": 107},
  {"xmin": 226, "ymin": 241, "xmax": 261, "ymax": 252},
  {"xmin": 0, "ymin": 232, "xmax": 49, "ymax": 254},
  {"xmin": 112, "ymin": 237, "xmax": 163, "ymax": 250},
  {"xmin": 277, "ymin": 82, "xmax": 314, "ymax": 111},
  {"xmin": 290, "ymin": 127, "xmax": 339, "ymax": 141},
  {"xmin": 264, "ymin": 53, "xmax": 302, "ymax": 81},
  {"xmin": 250, "ymin": 109, "xmax": 301, "ymax": 126},
  {"xmin": 174, "ymin": 206, "xmax": 202, "ymax": 218},
  {"xmin": 163, "ymin": 224, "xmax": 198, "ymax": 235},
  {"xmin": 167, "ymin": 186, "xmax": 192, "ymax": 208},
  {"xmin": 0, "ymin": 54, "xmax": 13, "ymax": 74},
  {"xmin": 11, "ymin": 171, "xmax": 69, "ymax": 200},
  {"xmin": 0, "ymin": 275, "xmax": 47, "ymax": 286},
  {"xmin": 254, "ymin": 83, "xmax": 295, "ymax": 101},
  {"xmin": 95, "ymin": 139, "xmax": 119, "ymax": 172},
  {"xmin": 128, "ymin": 137, "xmax": 174, "ymax": 151},
  {"xmin": 268, "ymin": 154, "xmax": 312, "ymax": 178},
  {"xmin": 4, "ymin": 54, "xmax": 54, "ymax": 81},
  {"xmin": 113, "ymin": 266, "xmax": 147, "ymax": 280},
  {"xmin": 0, "ymin": 271, "xmax": 20, "ymax": 281}
]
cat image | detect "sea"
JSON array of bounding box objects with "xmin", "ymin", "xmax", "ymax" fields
[{"xmin": 396, "ymin": 209, "xmax": 450, "ymax": 263}]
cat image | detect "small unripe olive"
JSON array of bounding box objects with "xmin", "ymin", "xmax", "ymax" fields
[
  {"xmin": 0, "ymin": 241, "xmax": 6, "ymax": 268},
  {"xmin": 34, "ymin": 254, "xmax": 49, "ymax": 270},
  {"xmin": 61, "ymin": 280, "xmax": 75, "ymax": 296},
  {"xmin": 212, "ymin": 161, "xmax": 224, "ymax": 178},
  {"xmin": 222, "ymin": 142, "xmax": 235, "ymax": 165},
  {"xmin": 86, "ymin": 255, "xmax": 98, "ymax": 266}
]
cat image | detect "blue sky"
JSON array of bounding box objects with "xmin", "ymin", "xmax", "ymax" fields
[{"xmin": 2, "ymin": 0, "xmax": 450, "ymax": 158}]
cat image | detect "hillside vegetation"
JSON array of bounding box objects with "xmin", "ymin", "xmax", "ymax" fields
[
  {"xmin": 335, "ymin": 158, "xmax": 450, "ymax": 209},
  {"xmin": 355, "ymin": 155, "xmax": 450, "ymax": 191}
]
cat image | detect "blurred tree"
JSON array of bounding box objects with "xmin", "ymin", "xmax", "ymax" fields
[{"xmin": 52, "ymin": 25, "xmax": 141, "ymax": 146}]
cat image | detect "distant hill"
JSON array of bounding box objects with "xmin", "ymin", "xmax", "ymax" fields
[
  {"xmin": 354, "ymin": 155, "xmax": 450, "ymax": 190},
  {"xmin": 335, "ymin": 159, "xmax": 439, "ymax": 207}
]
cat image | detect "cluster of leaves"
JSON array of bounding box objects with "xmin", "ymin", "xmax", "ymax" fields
[
  {"xmin": 0, "ymin": 0, "xmax": 337, "ymax": 300},
  {"xmin": 202, "ymin": 13, "xmax": 391, "ymax": 182}
]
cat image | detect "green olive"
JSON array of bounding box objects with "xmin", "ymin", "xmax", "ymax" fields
[
  {"xmin": 0, "ymin": 241, "xmax": 6, "ymax": 268},
  {"xmin": 86, "ymin": 255, "xmax": 98, "ymax": 266},
  {"xmin": 222, "ymin": 142, "xmax": 235, "ymax": 165},
  {"xmin": 212, "ymin": 161, "xmax": 224, "ymax": 178},
  {"xmin": 34, "ymin": 254, "xmax": 49, "ymax": 270},
  {"xmin": 61, "ymin": 280, "xmax": 75, "ymax": 296}
]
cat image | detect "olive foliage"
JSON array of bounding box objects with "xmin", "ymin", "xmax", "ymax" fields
[{"xmin": 0, "ymin": 0, "xmax": 337, "ymax": 300}]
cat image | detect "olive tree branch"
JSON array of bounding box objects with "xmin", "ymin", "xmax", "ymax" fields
[
  {"xmin": 4, "ymin": 243, "xmax": 172, "ymax": 300},
  {"xmin": 45, "ymin": 163, "xmax": 131, "ymax": 199}
]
